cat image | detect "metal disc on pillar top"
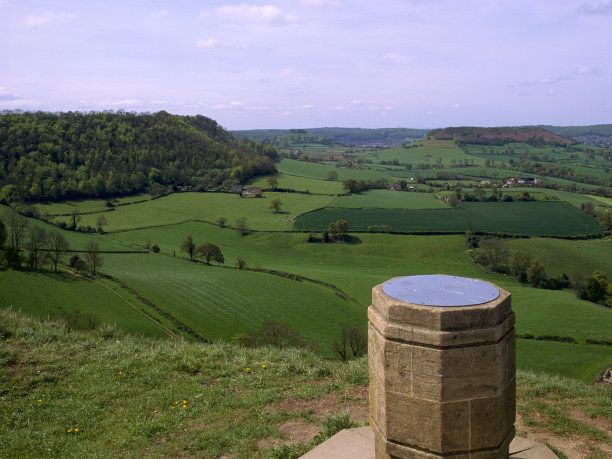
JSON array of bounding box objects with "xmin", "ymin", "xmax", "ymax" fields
[{"xmin": 382, "ymin": 274, "xmax": 499, "ymax": 307}]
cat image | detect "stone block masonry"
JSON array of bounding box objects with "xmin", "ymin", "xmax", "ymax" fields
[{"xmin": 369, "ymin": 275, "xmax": 515, "ymax": 458}]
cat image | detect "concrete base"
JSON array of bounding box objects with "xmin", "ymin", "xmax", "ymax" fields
[{"xmin": 300, "ymin": 427, "xmax": 558, "ymax": 459}]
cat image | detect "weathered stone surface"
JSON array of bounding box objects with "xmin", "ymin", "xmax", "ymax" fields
[{"xmin": 369, "ymin": 276, "xmax": 515, "ymax": 458}]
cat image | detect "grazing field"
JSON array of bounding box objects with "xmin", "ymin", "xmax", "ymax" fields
[
  {"xmin": 0, "ymin": 270, "xmax": 168, "ymax": 338},
  {"xmin": 99, "ymin": 253, "xmax": 363, "ymax": 354},
  {"xmin": 516, "ymin": 340, "xmax": 610, "ymax": 383},
  {"xmin": 248, "ymin": 173, "xmax": 343, "ymax": 194},
  {"xmin": 329, "ymin": 190, "xmax": 448, "ymax": 209},
  {"xmin": 510, "ymin": 285, "xmax": 612, "ymax": 343},
  {"xmin": 52, "ymin": 192, "xmax": 335, "ymax": 232},
  {"xmin": 295, "ymin": 201, "xmax": 604, "ymax": 236},
  {"xmin": 33, "ymin": 193, "xmax": 152, "ymax": 215},
  {"xmin": 276, "ymin": 158, "xmax": 393, "ymax": 182},
  {"xmin": 498, "ymin": 188, "xmax": 607, "ymax": 209},
  {"xmin": 377, "ymin": 140, "xmax": 480, "ymax": 165},
  {"xmin": 504, "ymin": 237, "xmax": 612, "ymax": 278}
]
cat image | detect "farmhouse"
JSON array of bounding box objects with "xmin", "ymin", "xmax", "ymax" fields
[{"xmin": 241, "ymin": 186, "xmax": 262, "ymax": 198}]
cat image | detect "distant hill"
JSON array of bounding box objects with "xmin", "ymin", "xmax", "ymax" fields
[
  {"xmin": 429, "ymin": 126, "xmax": 575, "ymax": 147},
  {"xmin": 0, "ymin": 111, "xmax": 277, "ymax": 201},
  {"xmin": 232, "ymin": 127, "xmax": 428, "ymax": 146},
  {"xmin": 541, "ymin": 124, "xmax": 612, "ymax": 147}
]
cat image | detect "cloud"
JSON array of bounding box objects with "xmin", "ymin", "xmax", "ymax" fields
[
  {"xmin": 519, "ymin": 75, "xmax": 574, "ymax": 86},
  {"xmin": 214, "ymin": 4, "xmax": 298, "ymax": 26},
  {"xmin": 577, "ymin": 1, "xmax": 612, "ymax": 15},
  {"xmin": 576, "ymin": 65, "xmax": 601, "ymax": 75},
  {"xmin": 196, "ymin": 38, "xmax": 234, "ymax": 49},
  {"xmin": 299, "ymin": 0, "xmax": 343, "ymax": 7},
  {"xmin": 0, "ymin": 87, "xmax": 19, "ymax": 101},
  {"xmin": 382, "ymin": 53, "xmax": 412, "ymax": 65},
  {"xmin": 100, "ymin": 99, "xmax": 141, "ymax": 107},
  {"xmin": 25, "ymin": 12, "xmax": 76, "ymax": 28},
  {"xmin": 150, "ymin": 9, "xmax": 169, "ymax": 18}
]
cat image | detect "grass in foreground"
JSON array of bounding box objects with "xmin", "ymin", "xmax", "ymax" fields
[{"xmin": 1, "ymin": 310, "xmax": 610, "ymax": 458}]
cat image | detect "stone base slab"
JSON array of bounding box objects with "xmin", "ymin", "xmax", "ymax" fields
[{"xmin": 300, "ymin": 427, "xmax": 557, "ymax": 459}]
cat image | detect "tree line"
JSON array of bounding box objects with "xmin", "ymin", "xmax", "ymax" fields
[
  {"xmin": 0, "ymin": 209, "xmax": 102, "ymax": 274},
  {"xmin": 0, "ymin": 110, "xmax": 277, "ymax": 202}
]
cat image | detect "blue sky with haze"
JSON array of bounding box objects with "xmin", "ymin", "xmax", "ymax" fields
[{"xmin": 1, "ymin": 0, "xmax": 611, "ymax": 129}]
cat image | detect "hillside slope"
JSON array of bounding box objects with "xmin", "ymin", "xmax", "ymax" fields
[
  {"xmin": 0, "ymin": 111, "xmax": 277, "ymax": 201},
  {"xmin": 1, "ymin": 310, "xmax": 610, "ymax": 458},
  {"xmin": 430, "ymin": 126, "xmax": 575, "ymax": 146}
]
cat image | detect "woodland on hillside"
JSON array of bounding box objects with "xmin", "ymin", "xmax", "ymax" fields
[{"xmin": 0, "ymin": 111, "xmax": 277, "ymax": 202}]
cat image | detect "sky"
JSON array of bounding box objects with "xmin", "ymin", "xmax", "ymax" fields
[{"xmin": 1, "ymin": 0, "xmax": 612, "ymax": 129}]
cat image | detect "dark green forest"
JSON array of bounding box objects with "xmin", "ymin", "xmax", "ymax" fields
[{"xmin": 0, "ymin": 111, "xmax": 277, "ymax": 202}]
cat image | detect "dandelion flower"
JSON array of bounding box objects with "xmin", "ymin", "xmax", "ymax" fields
[
  {"xmin": 174, "ymin": 401, "xmax": 179, "ymax": 405},
  {"xmin": 118, "ymin": 371, "xmax": 123, "ymax": 375},
  {"xmin": 37, "ymin": 399, "xmax": 42, "ymax": 402},
  {"xmin": 74, "ymin": 428, "xmax": 79, "ymax": 432},
  {"xmin": 67, "ymin": 429, "xmax": 72, "ymax": 433},
  {"xmin": 182, "ymin": 405, "xmax": 186, "ymax": 409},
  {"xmin": 171, "ymin": 406, "xmax": 175, "ymax": 410},
  {"xmin": 183, "ymin": 400, "xmax": 187, "ymax": 404},
  {"xmin": 262, "ymin": 365, "xmax": 267, "ymax": 369},
  {"xmin": 246, "ymin": 368, "xmax": 250, "ymax": 371}
]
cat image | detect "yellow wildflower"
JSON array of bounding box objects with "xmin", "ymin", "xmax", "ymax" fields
[{"xmin": 74, "ymin": 428, "xmax": 79, "ymax": 432}]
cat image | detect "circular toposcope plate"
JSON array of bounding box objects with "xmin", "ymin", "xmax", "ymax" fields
[{"xmin": 382, "ymin": 275, "xmax": 499, "ymax": 307}]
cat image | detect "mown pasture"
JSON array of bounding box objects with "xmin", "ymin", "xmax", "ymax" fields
[
  {"xmin": 50, "ymin": 192, "xmax": 335, "ymax": 232},
  {"xmin": 276, "ymin": 158, "xmax": 393, "ymax": 182},
  {"xmin": 247, "ymin": 172, "xmax": 344, "ymax": 195},
  {"xmin": 296, "ymin": 201, "xmax": 604, "ymax": 236},
  {"xmin": 0, "ymin": 269, "xmax": 168, "ymax": 338},
  {"xmin": 504, "ymin": 237, "xmax": 612, "ymax": 278},
  {"xmin": 376, "ymin": 140, "xmax": 482, "ymax": 165},
  {"xmin": 99, "ymin": 252, "xmax": 363, "ymax": 355},
  {"xmin": 517, "ymin": 339, "xmax": 611, "ymax": 383},
  {"xmin": 33, "ymin": 193, "xmax": 152, "ymax": 216},
  {"xmin": 328, "ymin": 189, "xmax": 448, "ymax": 209}
]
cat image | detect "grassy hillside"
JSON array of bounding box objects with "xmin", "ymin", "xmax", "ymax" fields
[{"xmin": 1, "ymin": 310, "xmax": 610, "ymax": 458}]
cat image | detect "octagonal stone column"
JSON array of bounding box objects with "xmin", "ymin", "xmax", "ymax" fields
[{"xmin": 369, "ymin": 275, "xmax": 515, "ymax": 458}]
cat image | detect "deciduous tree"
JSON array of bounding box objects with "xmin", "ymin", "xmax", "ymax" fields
[
  {"xmin": 47, "ymin": 232, "xmax": 69, "ymax": 272},
  {"xmin": 235, "ymin": 217, "xmax": 249, "ymax": 236},
  {"xmin": 25, "ymin": 226, "xmax": 48, "ymax": 270},
  {"xmin": 195, "ymin": 242, "xmax": 224, "ymax": 264},
  {"xmin": 510, "ymin": 251, "xmax": 532, "ymax": 283},
  {"xmin": 85, "ymin": 241, "xmax": 103, "ymax": 275},
  {"xmin": 269, "ymin": 198, "xmax": 283, "ymax": 213},
  {"xmin": 526, "ymin": 260, "xmax": 546, "ymax": 288},
  {"xmin": 181, "ymin": 235, "xmax": 196, "ymax": 260}
]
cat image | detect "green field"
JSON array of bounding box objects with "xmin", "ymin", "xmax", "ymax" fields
[
  {"xmin": 276, "ymin": 158, "xmax": 393, "ymax": 182},
  {"xmin": 377, "ymin": 140, "xmax": 481, "ymax": 166},
  {"xmin": 33, "ymin": 193, "xmax": 152, "ymax": 216},
  {"xmin": 517, "ymin": 340, "xmax": 610, "ymax": 383},
  {"xmin": 99, "ymin": 253, "xmax": 363, "ymax": 355},
  {"xmin": 504, "ymin": 237, "xmax": 612, "ymax": 278},
  {"xmin": 0, "ymin": 270, "xmax": 168, "ymax": 338},
  {"xmin": 248, "ymin": 173, "xmax": 344, "ymax": 195},
  {"xmin": 329, "ymin": 190, "xmax": 448, "ymax": 209},
  {"xmin": 295, "ymin": 201, "xmax": 604, "ymax": 236},
  {"xmin": 52, "ymin": 192, "xmax": 334, "ymax": 232}
]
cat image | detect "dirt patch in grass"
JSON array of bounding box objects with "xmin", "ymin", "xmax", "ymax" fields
[
  {"xmin": 515, "ymin": 412, "xmax": 612, "ymax": 459},
  {"xmin": 266, "ymin": 387, "xmax": 369, "ymax": 424}
]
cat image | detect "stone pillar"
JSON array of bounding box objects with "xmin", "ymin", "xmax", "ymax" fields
[{"xmin": 369, "ymin": 275, "xmax": 515, "ymax": 458}]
